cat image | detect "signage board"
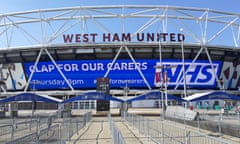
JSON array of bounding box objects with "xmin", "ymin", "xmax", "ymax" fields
[
  {"xmin": 96, "ymin": 77, "xmax": 110, "ymax": 111},
  {"xmin": 23, "ymin": 59, "xmax": 222, "ymax": 90}
]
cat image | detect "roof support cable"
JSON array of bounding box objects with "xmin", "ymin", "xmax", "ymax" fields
[
  {"xmin": 104, "ymin": 46, "xmax": 123, "ymax": 77},
  {"xmin": 207, "ymin": 17, "xmax": 239, "ymax": 44},
  {"xmin": 44, "ymin": 48, "xmax": 74, "ymax": 91},
  {"xmin": 204, "ymin": 47, "xmax": 222, "ymax": 89},
  {"xmin": 124, "ymin": 45, "xmax": 152, "ymax": 90},
  {"xmin": 231, "ymin": 25, "xmax": 239, "ymax": 48},
  {"xmin": 174, "ymin": 46, "xmax": 204, "ymax": 90},
  {"xmin": 24, "ymin": 48, "xmax": 44, "ymax": 92}
]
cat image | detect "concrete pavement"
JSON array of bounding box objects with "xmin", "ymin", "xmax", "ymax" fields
[
  {"xmin": 1, "ymin": 108, "xmax": 239, "ymax": 144},
  {"xmin": 66, "ymin": 117, "xmax": 156, "ymax": 144},
  {"xmin": 67, "ymin": 118, "xmax": 112, "ymax": 144}
]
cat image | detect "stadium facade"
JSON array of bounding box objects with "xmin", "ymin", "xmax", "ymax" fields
[{"xmin": 0, "ymin": 5, "xmax": 240, "ymax": 102}]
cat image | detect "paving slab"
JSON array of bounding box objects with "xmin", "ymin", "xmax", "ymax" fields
[
  {"xmin": 113, "ymin": 117, "xmax": 156, "ymax": 144},
  {"xmin": 67, "ymin": 117, "xmax": 157, "ymax": 144},
  {"xmin": 66, "ymin": 117, "xmax": 112, "ymax": 144}
]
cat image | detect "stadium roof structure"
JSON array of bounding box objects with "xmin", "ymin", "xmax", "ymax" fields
[
  {"xmin": 61, "ymin": 91, "xmax": 124, "ymax": 103},
  {"xmin": 0, "ymin": 6, "xmax": 240, "ymax": 64},
  {"xmin": 0, "ymin": 92, "xmax": 62, "ymax": 104},
  {"xmin": 0, "ymin": 5, "xmax": 240, "ymax": 49},
  {"xmin": 126, "ymin": 90, "xmax": 185, "ymax": 102},
  {"xmin": 1, "ymin": 5, "xmax": 240, "ymax": 96},
  {"xmin": 184, "ymin": 91, "xmax": 240, "ymax": 101}
]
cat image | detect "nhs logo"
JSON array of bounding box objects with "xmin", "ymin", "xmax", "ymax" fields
[{"xmin": 155, "ymin": 60, "xmax": 222, "ymax": 88}]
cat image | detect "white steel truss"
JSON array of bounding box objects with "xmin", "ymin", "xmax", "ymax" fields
[{"xmin": 0, "ymin": 6, "xmax": 239, "ymax": 49}]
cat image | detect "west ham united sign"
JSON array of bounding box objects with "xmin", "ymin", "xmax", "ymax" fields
[{"xmin": 63, "ymin": 32, "xmax": 185, "ymax": 43}]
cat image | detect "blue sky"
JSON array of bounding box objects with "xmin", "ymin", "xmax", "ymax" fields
[
  {"xmin": 0, "ymin": 0, "xmax": 239, "ymax": 48},
  {"xmin": 1, "ymin": 0, "xmax": 240, "ymax": 14}
]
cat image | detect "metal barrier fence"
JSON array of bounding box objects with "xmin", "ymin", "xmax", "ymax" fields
[
  {"xmin": 122, "ymin": 112, "xmax": 230, "ymax": 144},
  {"xmin": 169, "ymin": 111, "xmax": 240, "ymax": 138},
  {"xmin": 0, "ymin": 118, "xmax": 44, "ymax": 143},
  {"xmin": 2, "ymin": 111, "xmax": 92, "ymax": 144},
  {"xmin": 108, "ymin": 113, "xmax": 126, "ymax": 144},
  {"xmin": 200, "ymin": 112, "xmax": 240, "ymax": 138}
]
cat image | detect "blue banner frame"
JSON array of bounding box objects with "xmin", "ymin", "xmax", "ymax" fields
[{"xmin": 24, "ymin": 59, "xmax": 222, "ymax": 90}]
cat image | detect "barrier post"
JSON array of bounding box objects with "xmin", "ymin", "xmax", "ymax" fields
[
  {"xmin": 58, "ymin": 124, "xmax": 62, "ymax": 144},
  {"xmin": 185, "ymin": 131, "xmax": 190, "ymax": 144},
  {"xmin": 218, "ymin": 115, "xmax": 222, "ymax": 136},
  {"xmin": 77, "ymin": 118, "xmax": 79, "ymax": 135},
  {"xmin": 147, "ymin": 118, "xmax": 150, "ymax": 142},
  {"xmin": 68, "ymin": 119, "xmax": 71, "ymax": 141},
  {"xmin": 132, "ymin": 114, "xmax": 134, "ymax": 130},
  {"xmin": 197, "ymin": 114, "xmax": 200, "ymax": 131},
  {"xmin": 11, "ymin": 118, "xmax": 15, "ymax": 141},
  {"xmin": 36, "ymin": 119, "xmax": 40, "ymax": 144},
  {"xmin": 161, "ymin": 119, "xmax": 164, "ymax": 144},
  {"xmin": 139, "ymin": 116, "xmax": 141, "ymax": 134}
]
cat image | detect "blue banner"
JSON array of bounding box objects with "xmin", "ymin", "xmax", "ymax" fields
[{"xmin": 23, "ymin": 59, "xmax": 222, "ymax": 90}]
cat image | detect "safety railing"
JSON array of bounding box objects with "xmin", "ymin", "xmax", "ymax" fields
[
  {"xmin": 170, "ymin": 110, "xmax": 240, "ymax": 138},
  {"xmin": 0, "ymin": 118, "xmax": 42, "ymax": 143},
  {"xmin": 122, "ymin": 112, "xmax": 230, "ymax": 144},
  {"xmin": 200, "ymin": 112, "xmax": 240, "ymax": 138},
  {"xmin": 108, "ymin": 113, "xmax": 125, "ymax": 144},
  {"xmin": 2, "ymin": 111, "xmax": 92, "ymax": 144}
]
